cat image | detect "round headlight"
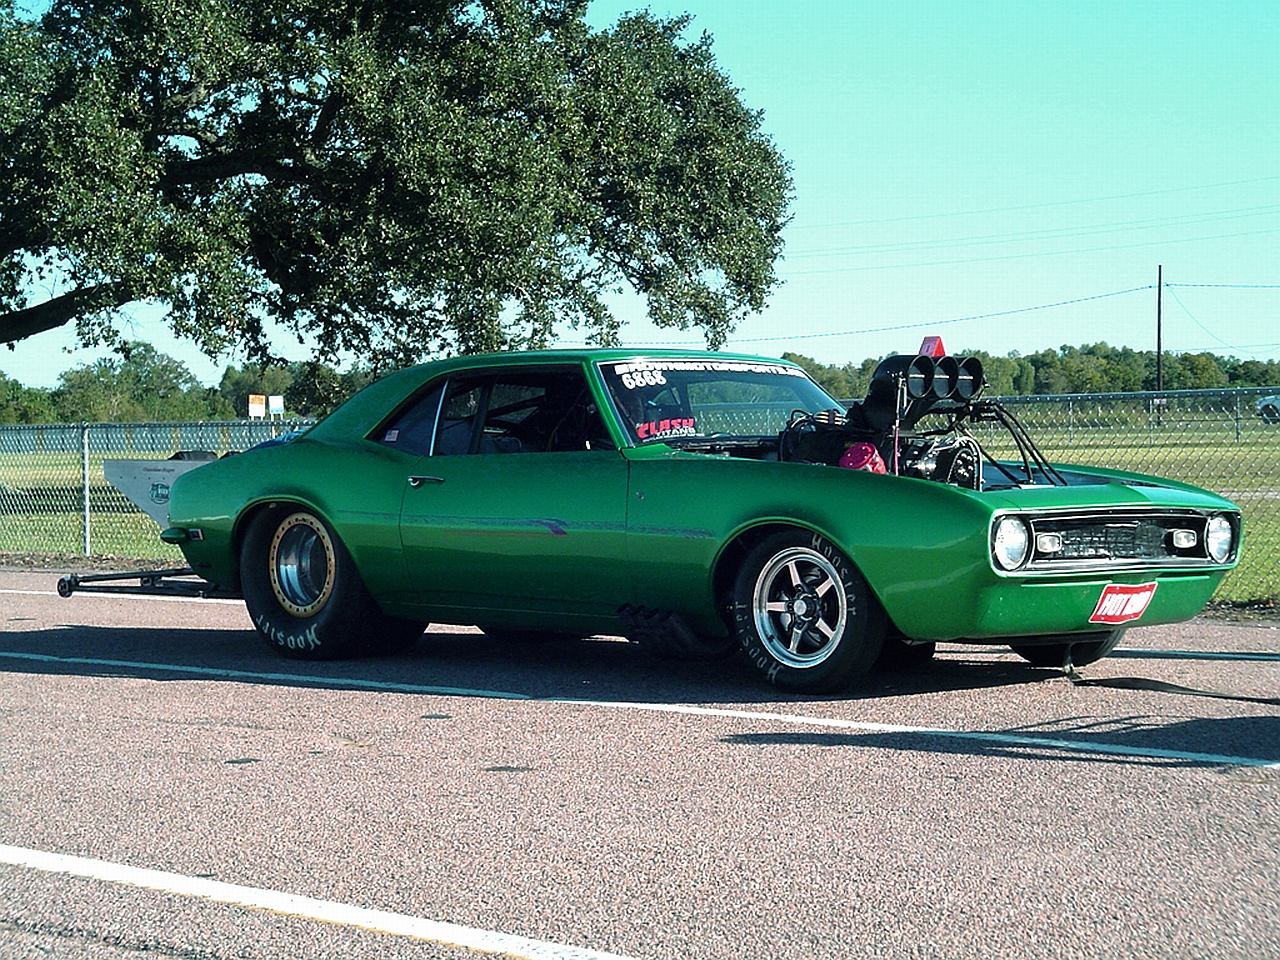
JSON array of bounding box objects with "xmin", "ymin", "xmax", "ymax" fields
[
  {"xmin": 1206, "ymin": 515, "xmax": 1234, "ymax": 564},
  {"xmin": 992, "ymin": 516, "xmax": 1031, "ymax": 571}
]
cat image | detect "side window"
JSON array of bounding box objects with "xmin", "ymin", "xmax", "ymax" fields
[
  {"xmin": 434, "ymin": 378, "xmax": 487, "ymax": 455},
  {"xmin": 376, "ymin": 369, "xmax": 615, "ymax": 457},
  {"xmin": 480, "ymin": 380, "xmax": 547, "ymax": 453},
  {"xmin": 374, "ymin": 381, "xmax": 445, "ymax": 457},
  {"xmin": 480, "ymin": 370, "xmax": 614, "ymax": 454}
]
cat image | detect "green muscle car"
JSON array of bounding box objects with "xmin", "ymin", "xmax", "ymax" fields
[{"xmin": 161, "ymin": 348, "xmax": 1242, "ymax": 693}]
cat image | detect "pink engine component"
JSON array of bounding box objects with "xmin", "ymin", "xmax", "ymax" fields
[{"xmin": 839, "ymin": 442, "xmax": 887, "ymax": 474}]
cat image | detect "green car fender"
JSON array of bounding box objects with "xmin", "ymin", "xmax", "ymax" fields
[
  {"xmin": 168, "ymin": 438, "xmax": 416, "ymax": 597},
  {"xmin": 625, "ymin": 450, "xmax": 995, "ymax": 637}
]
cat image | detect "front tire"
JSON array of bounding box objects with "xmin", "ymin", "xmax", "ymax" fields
[
  {"xmin": 730, "ymin": 531, "xmax": 885, "ymax": 693},
  {"xmin": 1011, "ymin": 629, "xmax": 1126, "ymax": 668},
  {"xmin": 241, "ymin": 507, "xmax": 382, "ymax": 660}
]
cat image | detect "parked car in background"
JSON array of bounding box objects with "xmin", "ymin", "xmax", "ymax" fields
[
  {"xmin": 155, "ymin": 348, "xmax": 1242, "ymax": 693},
  {"xmin": 1257, "ymin": 395, "xmax": 1280, "ymax": 423}
]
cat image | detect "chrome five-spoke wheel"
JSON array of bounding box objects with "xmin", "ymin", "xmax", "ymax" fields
[
  {"xmin": 752, "ymin": 546, "xmax": 848, "ymax": 669},
  {"xmin": 731, "ymin": 530, "xmax": 885, "ymax": 693}
]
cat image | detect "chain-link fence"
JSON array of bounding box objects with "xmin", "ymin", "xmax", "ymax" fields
[
  {"xmin": 0, "ymin": 421, "xmax": 312, "ymax": 564},
  {"xmin": 969, "ymin": 387, "xmax": 1279, "ymax": 604},
  {"xmin": 1, "ymin": 388, "xmax": 1277, "ymax": 602}
]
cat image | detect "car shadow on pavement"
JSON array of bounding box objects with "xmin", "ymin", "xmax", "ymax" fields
[
  {"xmin": 721, "ymin": 712, "xmax": 1280, "ymax": 768},
  {"xmin": 0, "ymin": 622, "xmax": 1062, "ymax": 705}
]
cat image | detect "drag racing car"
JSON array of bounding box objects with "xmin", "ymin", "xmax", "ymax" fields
[{"xmin": 131, "ymin": 346, "xmax": 1240, "ymax": 693}]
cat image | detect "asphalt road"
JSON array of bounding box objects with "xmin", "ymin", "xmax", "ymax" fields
[{"xmin": 1, "ymin": 567, "xmax": 1277, "ymax": 960}]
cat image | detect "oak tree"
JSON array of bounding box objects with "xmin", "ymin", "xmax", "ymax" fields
[{"xmin": 0, "ymin": 0, "xmax": 791, "ymax": 365}]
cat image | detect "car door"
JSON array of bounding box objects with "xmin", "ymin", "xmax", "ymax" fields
[{"xmin": 393, "ymin": 366, "xmax": 631, "ymax": 619}]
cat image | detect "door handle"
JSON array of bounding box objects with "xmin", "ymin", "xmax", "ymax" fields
[{"xmin": 407, "ymin": 475, "xmax": 445, "ymax": 488}]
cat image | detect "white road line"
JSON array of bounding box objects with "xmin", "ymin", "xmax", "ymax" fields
[
  {"xmin": 1114, "ymin": 649, "xmax": 1280, "ymax": 662},
  {"xmin": 0, "ymin": 844, "xmax": 635, "ymax": 960},
  {"xmin": 956, "ymin": 646, "xmax": 1280, "ymax": 662},
  {"xmin": 0, "ymin": 651, "xmax": 526, "ymax": 700},
  {"xmin": 3, "ymin": 650, "xmax": 1277, "ymax": 770}
]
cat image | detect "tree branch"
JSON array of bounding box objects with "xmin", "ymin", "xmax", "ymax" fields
[
  {"xmin": 160, "ymin": 152, "xmax": 318, "ymax": 187},
  {"xmin": 0, "ymin": 282, "xmax": 140, "ymax": 344}
]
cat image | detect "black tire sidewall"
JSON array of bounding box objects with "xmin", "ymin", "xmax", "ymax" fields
[
  {"xmin": 240, "ymin": 507, "xmax": 368, "ymax": 660},
  {"xmin": 731, "ymin": 530, "xmax": 885, "ymax": 693}
]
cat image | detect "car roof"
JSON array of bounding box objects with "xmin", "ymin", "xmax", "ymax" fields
[
  {"xmin": 404, "ymin": 347, "xmax": 800, "ymax": 371},
  {"xmin": 305, "ymin": 348, "xmax": 804, "ymax": 441}
]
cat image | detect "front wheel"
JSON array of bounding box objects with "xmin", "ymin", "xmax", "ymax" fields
[
  {"xmin": 241, "ymin": 507, "xmax": 382, "ymax": 660},
  {"xmin": 1011, "ymin": 629, "xmax": 1126, "ymax": 669},
  {"xmin": 730, "ymin": 531, "xmax": 885, "ymax": 693}
]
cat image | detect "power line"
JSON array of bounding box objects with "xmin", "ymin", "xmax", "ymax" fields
[
  {"xmin": 725, "ymin": 286, "xmax": 1155, "ymax": 345},
  {"xmin": 1167, "ymin": 283, "xmax": 1280, "ymax": 289},
  {"xmin": 786, "ymin": 175, "xmax": 1280, "ymax": 231},
  {"xmin": 555, "ymin": 280, "xmax": 1278, "ymax": 351},
  {"xmin": 784, "ymin": 204, "xmax": 1280, "ymax": 260},
  {"xmin": 781, "ymin": 227, "xmax": 1280, "ymax": 275},
  {"xmin": 1166, "ymin": 286, "xmax": 1238, "ymax": 353},
  {"xmin": 590, "ymin": 286, "xmax": 1156, "ymax": 348}
]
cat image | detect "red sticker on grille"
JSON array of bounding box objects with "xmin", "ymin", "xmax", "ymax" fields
[{"xmin": 1089, "ymin": 582, "xmax": 1158, "ymax": 624}]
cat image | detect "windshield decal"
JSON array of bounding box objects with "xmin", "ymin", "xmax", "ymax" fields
[
  {"xmin": 608, "ymin": 359, "xmax": 807, "ymax": 384},
  {"xmin": 637, "ymin": 417, "xmax": 697, "ymax": 441}
]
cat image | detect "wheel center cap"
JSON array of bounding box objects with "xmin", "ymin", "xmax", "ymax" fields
[{"xmin": 792, "ymin": 598, "xmax": 810, "ymax": 618}]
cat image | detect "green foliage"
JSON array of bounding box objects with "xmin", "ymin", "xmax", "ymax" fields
[
  {"xmin": 217, "ymin": 363, "xmax": 294, "ymax": 418},
  {"xmin": 45, "ymin": 341, "xmax": 234, "ymax": 421},
  {"xmin": 218, "ymin": 359, "xmax": 377, "ymax": 418},
  {"xmin": 0, "ymin": 370, "xmax": 55, "ymax": 423},
  {"xmin": 0, "ymin": 0, "xmax": 791, "ymax": 364},
  {"xmin": 781, "ymin": 353, "xmax": 877, "ymax": 400},
  {"xmin": 283, "ymin": 360, "xmax": 377, "ymax": 418}
]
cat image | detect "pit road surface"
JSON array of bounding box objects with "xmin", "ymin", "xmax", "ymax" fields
[{"xmin": 2, "ymin": 567, "xmax": 1278, "ymax": 959}]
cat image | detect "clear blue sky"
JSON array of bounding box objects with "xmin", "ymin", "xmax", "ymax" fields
[{"xmin": 5, "ymin": 0, "xmax": 1278, "ymax": 387}]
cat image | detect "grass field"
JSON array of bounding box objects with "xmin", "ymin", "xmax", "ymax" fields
[{"xmin": 2, "ymin": 421, "xmax": 1277, "ymax": 602}]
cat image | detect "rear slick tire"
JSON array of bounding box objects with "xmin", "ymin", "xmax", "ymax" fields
[
  {"xmin": 241, "ymin": 507, "xmax": 379, "ymax": 660},
  {"xmin": 730, "ymin": 530, "xmax": 885, "ymax": 693}
]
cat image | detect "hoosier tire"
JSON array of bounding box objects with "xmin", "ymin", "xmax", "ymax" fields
[
  {"xmin": 240, "ymin": 507, "xmax": 393, "ymax": 660},
  {"xmin": 730, "ymin": 530, "xmax": 885, "ymax": 693}
]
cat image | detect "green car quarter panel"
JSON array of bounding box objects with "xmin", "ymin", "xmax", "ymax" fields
[{"xmin": 164, "ymin": 348, "xmax": 1242, "ymax": 690}]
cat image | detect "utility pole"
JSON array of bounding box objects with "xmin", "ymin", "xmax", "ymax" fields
[{"xmin": 1156, "ymin": 265, "xmax": 1163, "ymax": 392}]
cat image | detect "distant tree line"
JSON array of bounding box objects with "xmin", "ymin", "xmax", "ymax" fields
[
  {"xmin": 3, "ymin": 340, "xmax": 1279, "ymax": 425},
  {"xmin": 784, "ymin": 343, "xmax": 1280, "ymax": 401},
  {"xmin": 0, "ymin": 341, "xmax": 375, "ymax": 423}
]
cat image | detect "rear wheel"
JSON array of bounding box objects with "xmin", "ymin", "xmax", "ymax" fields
[
  {"xmin": 241, "ymin": 507, "xmax": 393, "ymax": 659},
  {"xmin": 1011, "ymin": 629, "xmax": 1126, "ymax": 668},
  {"xmin": 730, "ymin": 530, "xmax": 885, "ymax": 693}
]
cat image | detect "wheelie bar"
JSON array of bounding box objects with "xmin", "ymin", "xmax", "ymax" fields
[{"xmin": 55, "ymin": 568, "xmax": 224, "ymax": 600}]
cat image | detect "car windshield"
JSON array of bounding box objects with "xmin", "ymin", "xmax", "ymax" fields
[{"xmin": 597, "ymin": 358, "xmax": 842, "ymax": 445}]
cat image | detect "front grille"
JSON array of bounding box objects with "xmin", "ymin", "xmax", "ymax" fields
[{"xmin": 1018, "ymin": 510, "xmax": 1232, "ymax": 572}]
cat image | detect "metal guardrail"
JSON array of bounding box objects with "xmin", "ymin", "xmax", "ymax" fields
[{"xmin": 1, "ymin": 390, "xmax": 1276, "ymax": 603}]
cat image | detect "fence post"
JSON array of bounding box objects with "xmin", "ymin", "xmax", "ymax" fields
[{"xmin": 80, "ymin": 423, "xmax": 91, "ymax": 555}]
